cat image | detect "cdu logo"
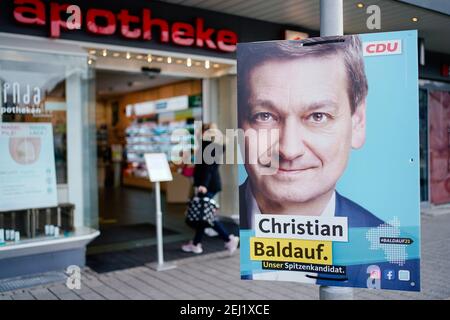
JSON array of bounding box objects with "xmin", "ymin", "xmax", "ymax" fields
[
  {"xmin": 363, "ymin": 40, "xmax": 402, "ymax": 57},
  {"xmin": 66, "ymin": 265, "xmax": 81, "ymax": 290}
]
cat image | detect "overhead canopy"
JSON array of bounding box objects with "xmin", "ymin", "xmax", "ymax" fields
[{"xmin": 161, "ymin": 0, "xmax": 450, "ymax": 55}]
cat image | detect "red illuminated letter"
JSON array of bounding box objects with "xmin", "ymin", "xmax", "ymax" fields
[
  {"xmin": 217, "ymin": 30, "xmax": 237, "ymax": 52},
  {"xmin": 441, "ymin": 64, "xmax": 449, "ymax": 77},
  {"xmin": 117, "ymin": 9, "xmax": 141, "ymax": 39},
  {"xmin": 196, "ymin": 18, "xmax": 216, "ymax": 50},
  {"xmin": 50, "ymin": 2, "xmax": 70, "ymax": 38},
  {"xmin": 171, "ymin": 22, "xmax": 194, "ymax": 46},
  {"xmin": 86, "ymin": 9, "xmax": 116, "ymax": 35},
  {"xmin": 13, "ymin": 0, "xmax": 45, "ymax": 26},
  {"xmin": 142, "ymin": 9, "xmax": 169, "ymax": 43}
]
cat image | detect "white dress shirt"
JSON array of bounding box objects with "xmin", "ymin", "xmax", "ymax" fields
[{"xmin": 245, "ymin": 182, "xmax": 336, "ymax": 283}]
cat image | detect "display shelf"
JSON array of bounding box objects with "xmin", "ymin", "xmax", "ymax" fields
[
  {"xmin": 124, "ymin": 104, "xmax": 200, "ymax": 184},
  {"xmin": 0, "ymin": 204, "xmax": 75, "ymax": 245}
]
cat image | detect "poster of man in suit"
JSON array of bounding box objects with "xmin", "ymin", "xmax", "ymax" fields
[{"xmin": 237, "ymin": 30, "xmax": 420, "ymax": 291}]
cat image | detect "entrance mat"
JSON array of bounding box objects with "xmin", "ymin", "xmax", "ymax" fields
[
  {"xmin": 89, "ymin": 223, "xmax": 179, "ymax": 247},
  {"xmin": 87, "ymin": 220, "xmax": 239, "ymax": 274},
  {"xmin": 87, "ymin": 237, "xmax": 225, "ymax": 273}
]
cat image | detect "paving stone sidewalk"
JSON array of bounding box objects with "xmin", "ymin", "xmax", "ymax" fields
[{"xmin": 1, "ymin": 212, "xmax": 450, "ymax": 300}]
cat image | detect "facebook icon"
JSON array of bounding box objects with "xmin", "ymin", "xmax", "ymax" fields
[{"xmin": 383, "ymin": 269, "xmax": 396, "ymax": 281}]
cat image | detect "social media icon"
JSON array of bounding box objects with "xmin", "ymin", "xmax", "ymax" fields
[
  {"xmin": 383, "ymin": 269, "xmax": 395, "ymax": 281},
  {"xmin": 398, "ymin": 270, "xmax": 410, "ymax": 281}
]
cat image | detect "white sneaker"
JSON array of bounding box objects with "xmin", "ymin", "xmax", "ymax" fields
[
  {"xmin": 225, "ymin": 235, "xmax": 239, "ymax": 255},
  {"xmin": 181, "ymin": 241, "xmax": 203, "ymax": 254}
]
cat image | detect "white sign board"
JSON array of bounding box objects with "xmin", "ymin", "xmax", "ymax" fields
[
  {"xmin": 144, "ymin": 153, "xmax": 173, "ymax": 182},
  {"xmin": 0, "ymin": 123, "xmax": 58, "ymax": 211},
  {"xmin": 128, "ymin": 96, "xmax": 189, "ymax": 117},
  {"xmin": 154, "ymin": 95, "xmax": 188, "ymax": 113}
]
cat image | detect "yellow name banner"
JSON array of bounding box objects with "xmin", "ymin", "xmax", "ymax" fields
[{"xmin": 250, "ymin": 237, "xmax": 332, "ymax": 265}]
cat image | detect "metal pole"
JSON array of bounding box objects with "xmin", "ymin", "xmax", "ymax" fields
[
  {"xmin": 320, "ymin": 0, "xmax": 343, "ymax": 37},
  {"xmin": 155, "ymin": 181, "xmax": 164, "ymax": 266},
  {"xmin": 152, "ymin": 181, "xmax": 176, "ymax": 271},
  {"xmin": 319, "ymin": 285, "xmax": 353, "ymax": 300},
  {"xmin": 319, "ymin": 0, "xmax": 353, "ymax": 300}
]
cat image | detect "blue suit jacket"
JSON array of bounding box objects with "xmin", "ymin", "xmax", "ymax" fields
[
  {"xmin": 239, "ymin": 181, "xmax": 384, "ymax": 229},
  {"xmin": 239, "ymin": 182, "xmax": 420, "ymax": 291}
]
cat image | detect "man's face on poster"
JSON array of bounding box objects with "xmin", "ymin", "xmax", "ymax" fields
[{"xmin": 241, "ymin": 54, "xmax": 366, "ymax": 208}]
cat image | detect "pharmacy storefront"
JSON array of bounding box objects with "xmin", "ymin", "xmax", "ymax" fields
[
  {"xmin": 0, "ymin": 40, "xmax": 98, "ymax": 278},
  {"xmin": 0, "ymin": 0, "xmax": 310, "ymax": 278}
]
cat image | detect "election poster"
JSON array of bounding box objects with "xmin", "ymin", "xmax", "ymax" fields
[
  {"xmin": 0, "ymin": 123, "xmax": 58, "ymax": 211},
  {"xmin": 237, "ymin": 30, "xmax": 420, "ymax": 291}
]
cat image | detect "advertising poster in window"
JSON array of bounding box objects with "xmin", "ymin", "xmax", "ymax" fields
[
  {"xmin": 0, "ymin": 123, "xmax": 58, "ymax": 211},
  {"xmin": 237, "ymin": 30, "xmax": 420, "ymax": 291}
]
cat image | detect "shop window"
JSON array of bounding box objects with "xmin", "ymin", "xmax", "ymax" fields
[{"xmin": 0, "ymin": 47, "xmax": 97, "ymax": 246}]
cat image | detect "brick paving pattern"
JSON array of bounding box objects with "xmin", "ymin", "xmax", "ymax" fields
[{"xmin": 1, "ymin": 212, "xmax": 449, "ymax": 300}]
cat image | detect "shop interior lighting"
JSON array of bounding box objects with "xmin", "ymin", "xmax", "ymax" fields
[
  {"xmin": 411, "ymin": 17, "xmax": 419, "ymax": 22},
  {"xmin": 356, "ymin": 3, "xmax": 364, "ymax": 8},
  {"xmin": 87, "ymin": 49, "xmax": 228, "ymax": 72}
]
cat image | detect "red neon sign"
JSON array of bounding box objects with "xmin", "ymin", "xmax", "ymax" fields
[{"xmin": 13, "ymin": 0, "xmax": 238, "ymax": 53}]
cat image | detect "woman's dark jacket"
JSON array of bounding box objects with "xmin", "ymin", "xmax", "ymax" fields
[{"xmin": 193, "ymin": 140, "xmax": 222, "ymax": 194}]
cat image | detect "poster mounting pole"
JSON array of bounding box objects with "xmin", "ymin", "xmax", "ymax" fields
[{"xmin": 319, "ymin": 0, "xmax": 353, "ymax": 300}]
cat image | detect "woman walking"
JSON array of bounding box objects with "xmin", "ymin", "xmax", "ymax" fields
[{"xmin": 182, "ymin": 123, "xmax": 239, "ymax": 255}]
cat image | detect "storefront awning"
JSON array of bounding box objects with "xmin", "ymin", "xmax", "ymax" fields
[{"xmin": 160, "ymin": 0, "xmax": 450, "ymax": 55}]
